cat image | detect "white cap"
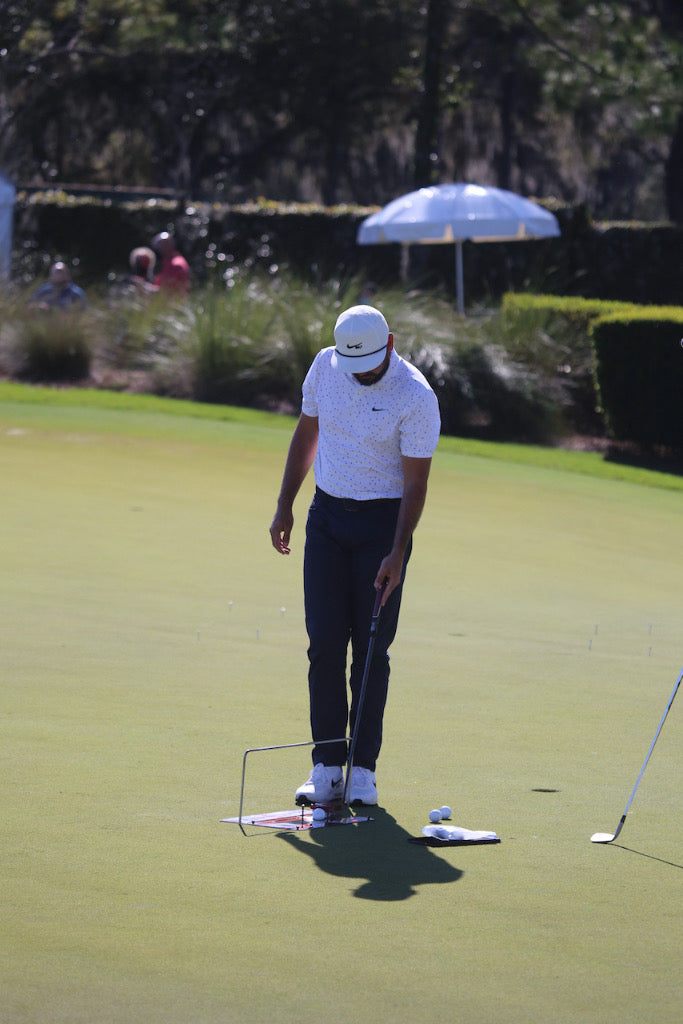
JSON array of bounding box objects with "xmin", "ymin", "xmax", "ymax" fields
[{"xmin": 331, "ymin": 305, "xmax": 390, "ymax": 373}]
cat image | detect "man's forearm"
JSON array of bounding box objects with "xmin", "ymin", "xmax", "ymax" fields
[
  {"xmin": 390, "ymin": 480, "xmax": 427, "ymax": 559},
  {"xmin": 276, "ymin": 415, "xmax": 319, "ymax": 511},
  {"xmin": 270, "ymin": 414, "xmax": 319, "ymax": 555},
  {"xmin": 374, "ymin": 455, "xmax": 432, "ymax": 598}
]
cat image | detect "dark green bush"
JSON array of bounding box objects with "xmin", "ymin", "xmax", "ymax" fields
[
  {"xmin": 4, "ymin": 263, "xmax": 682, "ymax": 452},
  {"xmin": 14, "ymin": 312, "xmax": 92, "ymax": 382},
  {"xmin": 411, "ymin": 338, "xmax": 563, "ymax": 444},
  {"xmin": 499, "ymin": 294, "xmax": 682, "ymax": 437},
  {"xmin": 186, "ymin": 274, "xmax": 341, "ymax": 408},
  {"xmin": 592, "ymin": 314, "xmax": 683, "ymax": 450},
  {"xmin": 14, "ymin": 192, "xmax": 683, "ymax": 306}
]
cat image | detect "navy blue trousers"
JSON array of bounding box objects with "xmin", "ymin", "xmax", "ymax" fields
[{"xmin": 303, "ymin": 487, "xmax": 411, "ymax": 771}]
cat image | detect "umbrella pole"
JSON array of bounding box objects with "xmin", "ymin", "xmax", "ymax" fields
[
  {"xmin": 400, "ymin": 242, "xmax": 409, "ymax": 284},
  {"xmin": 455, "ymin": 240, "xmax": 465, "ymax": 315}
]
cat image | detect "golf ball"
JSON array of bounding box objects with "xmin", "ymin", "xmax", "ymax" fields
[
  {"xmin": 440, "ymin": 805, "xmax": 452, "ymax": 819},
  {"xmin": 429, "ymin": 809, "xmax": 442, "ymax": 823},
  {"xmin": 312, "ymin": 807, "xmax": 327, "ymax": 821}
]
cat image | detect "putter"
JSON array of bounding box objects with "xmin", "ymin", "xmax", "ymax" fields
[
  {"xmin": 591, "ymin": 665, "xmax": 682, "ymax": 843},
  {"xmin": 342, "ymin": 580, "xmax": 387, "ymax": 806}
]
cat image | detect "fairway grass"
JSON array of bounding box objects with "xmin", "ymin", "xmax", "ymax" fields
[{"xmin": 1, "ymin": 389, "xmax": 681, "ymax": 1024}]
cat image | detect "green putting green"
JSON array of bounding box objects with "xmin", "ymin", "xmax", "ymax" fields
[{"xmin": 1, "ymin": 390, "xmax": 681, "ymax": 1024}]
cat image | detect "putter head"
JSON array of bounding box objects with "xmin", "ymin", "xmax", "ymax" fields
[{"xmin": 591, "ymin": 814, "xmax": 625, "ymax": 844}]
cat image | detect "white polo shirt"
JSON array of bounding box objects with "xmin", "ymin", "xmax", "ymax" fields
[{"xmin": 301, "ymin": 347, "xmax": 441, "ymax": 500}]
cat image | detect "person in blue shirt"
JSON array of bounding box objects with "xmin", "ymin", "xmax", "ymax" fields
[{"xmin": 28, "ymin": 262, "xmax": 87, "ymax": 310}]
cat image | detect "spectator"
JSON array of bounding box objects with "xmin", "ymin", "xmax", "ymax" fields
[
  {"xmin": 150, "ymin": 232, "xmax": 190, "ymax": 296},
  {"xmin": 129, "ymin": 246, "xmax": 156, "ymax": 287},
  {"xmin": 28, "ymin": 261, "xmax": 87, "ymax": 310},
  {"xmin": 113, "ymin": 246, "xmax": 157, "ymax": 298}
]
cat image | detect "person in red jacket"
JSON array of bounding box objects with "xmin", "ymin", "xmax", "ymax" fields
[{"xmin": 150, "ymin": 232, "xmax": 190, "ymax": 296}]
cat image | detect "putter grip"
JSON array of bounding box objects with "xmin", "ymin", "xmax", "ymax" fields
[{"xmin": 372, "ymin": 579, "xmax": 388, "ymax": 619}]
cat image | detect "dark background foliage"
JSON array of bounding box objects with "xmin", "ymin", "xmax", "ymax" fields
[
  {"xmin": 12, "ymin": 193, "xmax": 682, "ymax": 309},
  {"xmin": 1, "ymin": 1, "xmax": 682, "ymax": 221}
]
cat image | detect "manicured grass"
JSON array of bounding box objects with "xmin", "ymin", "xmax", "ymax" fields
[
  {"xmin": 1, "ymin": 388, "xmax": 681, "ymax": 1024},
  {"xmin": 3, "ymin": 379, "xmax": 683, "ymax": 490}
]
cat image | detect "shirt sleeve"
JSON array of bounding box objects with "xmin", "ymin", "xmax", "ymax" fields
[
  {"xmin": 400, "ymin": 387, "xmax": 441, "ymax": 458},
  {"xmin": 301, "ymin": 354, "xmax": 320, "ymax": 417}
]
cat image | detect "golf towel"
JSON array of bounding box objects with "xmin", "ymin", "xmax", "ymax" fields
[{"xmin": 416, "ymin": 824, "xmax": 500, "ymax": 844}]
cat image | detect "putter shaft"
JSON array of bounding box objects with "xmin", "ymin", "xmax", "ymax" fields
[{"xmin": 590, "ymin": 666, "xmax": 682, "ymax": 844}]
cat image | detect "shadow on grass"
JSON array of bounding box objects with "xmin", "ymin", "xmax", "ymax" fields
[
  {"xmin": 276, "ymin": 806, "xmax": 463, "ymax": 900},
  {"xmin": 612, "ymin": 844, "xmax": 683, "ymax": 870}
]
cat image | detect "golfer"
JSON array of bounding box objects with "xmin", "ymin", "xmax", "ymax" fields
[{"xmin": 269, "ymin": 305, "xmax": 440, "ymax": 806}]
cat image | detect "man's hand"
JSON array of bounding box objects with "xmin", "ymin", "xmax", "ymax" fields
[
  {"xmin": 373, "ymin": 554, "xmax": 403, "ymax": 603},
  {"xmin": 270, "ymin": 506, "xmax": 293, "ymax": 555},
  {"xmin": 268, "ymin": 413, "xmax": 319, "ymax": 557}
]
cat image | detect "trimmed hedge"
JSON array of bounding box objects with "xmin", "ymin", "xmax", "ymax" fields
[
  {"xmin": 12, "ymin": 192, "xmax": 683, "ymax": 306},
  {"xmin": 499, "ymin": 294, "xmax": 641, "ymax": 435},
  {"xmin": 499, "ymin": 294, "xmax": 683, "ymax": 444},
  {"xmin": 592, "ymin": 312, "xmax": 683, "ymax": 449}
]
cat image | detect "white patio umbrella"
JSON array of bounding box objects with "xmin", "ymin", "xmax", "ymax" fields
[{"xmin": 357, "ymin": 182, "xmax": 560, "ymax": 314}]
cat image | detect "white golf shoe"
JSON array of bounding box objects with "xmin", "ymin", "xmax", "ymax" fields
[
  {"xmin": 295, "ymin": 763, "xmax": 344, "ymax": 805},
  {"xmin": 347, "ymin": 767, "xmax": 378, "ymax": 805}
]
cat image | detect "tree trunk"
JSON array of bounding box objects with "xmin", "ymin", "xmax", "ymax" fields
[
  {"xmin": 664, "ymin": 109, "xmax": 683, "ymax": 222},
  {"xmin": 414, "ymin": 0, "xmax": 448, "ymax": 187}
]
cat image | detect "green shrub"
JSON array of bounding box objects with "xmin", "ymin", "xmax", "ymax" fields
[
  {"xmin": 186, "ymin": 278, "xmax": 275, "ymax": 405},
  {"xmin": 172, "ymin": 272, "xmax": 563, "ymax": 441},
  {"xmin": 498, "ymin": 294, "xmax": 682, "ymax": 436},
  {"xmin": 592, "ymin": 312, "xmax": 683, "ymax": 450},
  {"xmin": 8, "ymin": 271, "xmax": 679, "ymax": 450},
  {"xmin": 12, "ymin": 311, "xmax": 92, "ymax": 382},
  {"xmin": 372, "ymin": 292, "xmax": 563, "ymax": 443},
  {"xmin": 97, "ymin": 289, "xmax": 173, "ymax": 370},
  {"xmin": 262, "ymin": 276, "xmax": 344, "ymax": 403},
  {"xmin": 186, "ymin": 272, "xmax": 361, "ymax": 408}
]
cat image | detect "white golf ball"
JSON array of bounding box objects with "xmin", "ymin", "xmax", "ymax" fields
[
  {"xmin": 440, "ymin": 805, "xmax": 452, "ymax": 819},
  {"xmin": 312, "ymin": 807, "xmax": 327, "ymax": 821},
  {"xmin": 429, "ymin": 809, "xmax": 442, "ymax": 823}
]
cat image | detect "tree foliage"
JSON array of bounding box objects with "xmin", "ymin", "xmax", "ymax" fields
[{"xmin": 1, "ymin": 0, "xmax": 681, "ymax": 218}]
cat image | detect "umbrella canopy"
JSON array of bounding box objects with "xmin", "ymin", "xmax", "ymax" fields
[{"xmin": 357, "ymin": 183, "xmax": 560, "ymax": 313}]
